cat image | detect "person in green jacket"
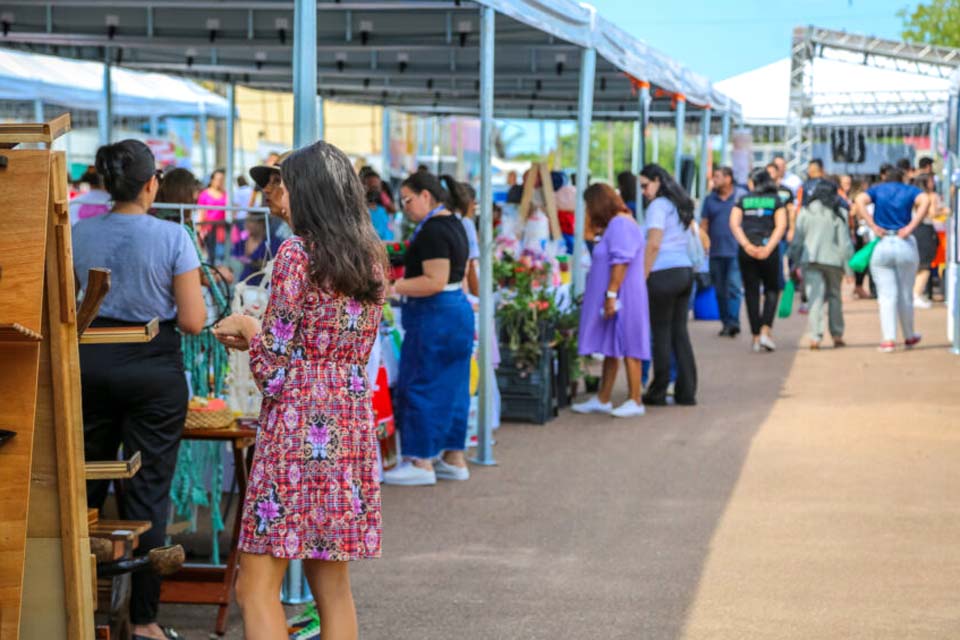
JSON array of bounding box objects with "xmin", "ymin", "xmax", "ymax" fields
[{"xmin": 790, "ymin": 179, "xmax": 854, "ymax": 349}]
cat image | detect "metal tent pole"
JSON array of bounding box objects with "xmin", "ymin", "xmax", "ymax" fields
[
  {"xmin": 673, "ymin": 95, "xmax": 686, "ymax": 179},
  {"xmin": 697, "ymin": 107, "xmax": 711, "ymax": 210},
  {"xmin": 225, "ymin": 82, "xmax": 236, "ymax": 208},
  {"xmin": 316, "ymin": 96, "xmax": 325, "ymax": 140},
  {"xmin": 539, "ymin": 120, "xmax": 546, "ymax": 158},
  {"xmin": 284, "ymin": 0, "xmax": 318, "ymax": 604},
  {"xmin": 572, "ymin": 46, "xmax": 596, "ymax": 296},
  {"xmin": 199, "ymin": 109, "xmax": 209, "ymax": 179},
  {"xmin": 636, "ymin": 81, "xmax": 650, "ymax": 223},
  {"xmin": 33, "ymin": 99, "xmax": 43, "ymax": 124},
  {"xmin": 381, "ymin": 107, "xmax": 391, "ymax": 178},
  {"xmin": 472, "ymin": 3, "xmax": 496, "ymax": 467},
  {"xmin": 953, "ymin": 95, "xmax": 960, "ymax": 355},
  {"xmin": 149, "ymin": 115, "xmax": 160, "ymax": 138},
  {"xmin": 293, "ymin": 0, "xmax": 318, "ymax": 147},
  {"xmin": 100, "ymin": 52, "xmax": 113, "ymax": 145},
  {"xmin": 720, "ymin": 105, "xmax": 731, "ymax": 167}
]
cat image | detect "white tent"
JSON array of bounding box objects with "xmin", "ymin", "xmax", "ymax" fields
[
  {"xmin": 0, "ymin": 47, "xmax": 228, "ymax": 119},
  {"xmin": 716, "ymin": 54, "xmax": 950, "ymax": 127}
]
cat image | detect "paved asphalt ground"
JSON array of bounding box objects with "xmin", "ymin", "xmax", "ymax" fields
[{"xmin": 170, "ymin": 296, "xmax": 959, "ymax": 639}]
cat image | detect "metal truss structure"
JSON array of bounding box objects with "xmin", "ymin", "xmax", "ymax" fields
[{"xmin": 785, "ymin": 26, "xmax": 960, "ymax": 171}]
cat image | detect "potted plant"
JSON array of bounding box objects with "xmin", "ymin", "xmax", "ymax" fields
[{"xmin": 494, "ymin": 253, "xmax": 559, "ymax": 424}]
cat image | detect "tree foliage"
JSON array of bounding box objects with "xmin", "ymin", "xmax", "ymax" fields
[{"xmin": 900, "ymin": 0, "xmax": 960, "ymax": 47}]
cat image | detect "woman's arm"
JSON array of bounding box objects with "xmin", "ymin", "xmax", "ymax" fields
[
  {"xmin": 758, "ymin": 207, "xmax": 788, "ymax": 259},
  {"xmin": 728, "ymin": 206, "xmax": 756, "ymax": 256},
  {"xmin": 898, "ymin": 192, "xmax": 930, "ymax": 239},
  {"xmin": 395, "ymin": 258, "xmax": 451, "ymax": 297},
  {"xmin": 465, "ymin": 259, "xmax": 479, "ymax": 297},
  {"xmin": 244, "ymin": 241, "xmax": 307, "ymax": 398},
  {"xmin": 604, "ymin": 263, "xmax": 628, "ymax": 318},
  {"xmin": 173, "ymin": 268, "xmax": 206, "ymax": 335},
  {"xmin": 644, "ymin": 228, "xmax": 662, "ymax": 279},
  {"xmin": 854, "ymin": 192, "xmax": 885, "ymax": 238}
]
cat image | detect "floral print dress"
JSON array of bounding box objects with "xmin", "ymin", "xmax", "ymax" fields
[{"xmin": 239, "ymin": 237, "xmax": 383, "ymax": 560}]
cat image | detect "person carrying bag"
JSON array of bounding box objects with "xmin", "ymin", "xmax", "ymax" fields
[{"xmin": 789, "ymin": 179, "xmax": 853, "ymax": 349}]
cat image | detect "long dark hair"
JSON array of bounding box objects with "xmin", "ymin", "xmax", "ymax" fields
[
  {"xmin": 616, "ymin": 170, "xmax": 637, "ymax": 203},
  {"xmin": 282, "ymin": 141, "xmax": 385, "ymax": 303},
  {"xmin": 440, "ymin": 174, "xmax": 474, "ymax": 215},
  {"xmin": 639, "ymin": 163, "xmax": 694, "ymax": 228},
  {"xmin": 749, "ymin": 167, "xmax": 779, "ymax": 196},
  {"xmin": 95, "ymin": 139, "xmax": 156, "ymax": 202},
  {"xmin": 402, "ymin": 171, "xmax": 449, "ymax": 207}
]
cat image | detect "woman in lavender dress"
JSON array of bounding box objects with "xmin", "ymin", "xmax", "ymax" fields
[{"xmin": 573, "ymin": 184, "xmax": 651, "ymax": 418}]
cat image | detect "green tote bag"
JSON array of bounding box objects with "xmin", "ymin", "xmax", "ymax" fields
[
  {"xmin": 777, "ymin": 279, "xmax": 795, "ymax": 319},
  {"xmin": 848, "ymin": 237, "xmax": 879, "ymax": 274}
]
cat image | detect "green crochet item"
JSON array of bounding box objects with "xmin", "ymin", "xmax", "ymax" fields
[{"xmin": 170, "ymin": 225, "xmax": 231, "ymax": 563}]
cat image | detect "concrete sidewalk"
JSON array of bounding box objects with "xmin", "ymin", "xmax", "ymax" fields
[{"xmin": 171, "ymin": 298, "xmax": 959, "ymax": 639}]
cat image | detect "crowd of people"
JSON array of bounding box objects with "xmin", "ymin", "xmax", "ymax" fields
[{"xmin": 68, "ymin": 134, "xmax": 946, "ymax": 638}]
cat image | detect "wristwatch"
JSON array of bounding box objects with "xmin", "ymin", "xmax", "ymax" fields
[{"xmin": 605, "ymin": 291, "xmax": 618, "ymax": 299}]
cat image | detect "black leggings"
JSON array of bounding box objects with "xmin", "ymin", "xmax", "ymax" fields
[
  {"xmin": 646, "ymin": 267, "xmax": 697, "ymax": 405},
  {"xmin": 81, "ymin": 319, "xmax": 188, "ymax": 626},
  {"xmin": 739, "ymin": 248, "xmax": 781, "ymax": 336}
]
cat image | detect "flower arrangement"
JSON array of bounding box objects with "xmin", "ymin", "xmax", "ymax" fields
[{"xmin": 494, "ymin": 252, "xmax": 557, "ymax": 372}]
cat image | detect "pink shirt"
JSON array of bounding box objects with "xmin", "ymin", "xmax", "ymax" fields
[{"xmin": 197, "ymin": 189, "xmax": 227, "ymax": 242}]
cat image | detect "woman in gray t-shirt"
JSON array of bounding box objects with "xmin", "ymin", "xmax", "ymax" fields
[{"xmin": 72, "ymin": 140, "xmax": 205, "ymax": 640}]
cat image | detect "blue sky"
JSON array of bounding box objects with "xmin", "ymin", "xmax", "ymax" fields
[
  {"xmin": 507, "ymin": 0, "xmax": 920, "ymax": 154},
  {"xmin": 589, "ymin": 0, "xmax": 918, "ymax": 80}
]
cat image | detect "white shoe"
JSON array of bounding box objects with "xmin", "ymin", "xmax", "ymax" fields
[
  {"xmin": 383, "ymin": 461, "xmax": 436, "ymax": 486},
  {"xmin": 434, "ymin": 458, "xmax": 470, "ymax": 481},
  {"xmin": 611, "ymin": 400, "xmax": 646, "ymax": 418},
  {"xmin": 571, "ymin": 395, "xmax": 613, "ymax": 415},
  {"xmin": 914, "ymin": 296, "xmax": 932, "ymax": 309},
  {"xmin": 759, "ymin": 334, "xmax": 776, "ymax": 351},
  {"xmin": 751, "ymin": 341, "xmax": 762, "ymax": 353}
]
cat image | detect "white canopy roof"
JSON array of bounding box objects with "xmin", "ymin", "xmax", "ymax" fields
[
  {"xmin": 0, "ymin": 47, "xmax": 228, "ymax": 118},
  {"xmin": 0, "ymin": 0, "xmax": 738, "ymax": 121},
  {"xmin": 716, "ymin": 54, "xmax": 950, "ymax": 127}
]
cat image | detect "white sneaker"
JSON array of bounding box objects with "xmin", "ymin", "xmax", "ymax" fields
[
  {"xmin": 751, "ymin": 341, "xmax": 762, "ymax": 353},
  {"xmin": 434, "ymin": 458, "xmax": 470, "ymax": 481},
  {"xmin": 383, "ymin": 461, "xmax": 436, "ymax": 486},
  {"xmin": 611, "ymin": 400, "xmax": 646, "ymax": 418},
  {"xmin": 759, "ymin": 334, "xmax": 776, "ymax": 351},
  {"xmin": 914, "ymin": 296, "xmax": 932, "ymax": 309},
  {"xmin": 571, "ymin": 395, "xmax": 613, "ymax": 415}
]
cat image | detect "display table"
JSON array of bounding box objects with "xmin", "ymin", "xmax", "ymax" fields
[{"xmin": 159, "ymin": 422, "xmax": 256, "ymax": 637}]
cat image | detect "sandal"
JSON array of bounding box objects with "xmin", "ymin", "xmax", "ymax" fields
[{"xmin": 132, "ymin": 627, "xmax": 181, "ymax": 640}]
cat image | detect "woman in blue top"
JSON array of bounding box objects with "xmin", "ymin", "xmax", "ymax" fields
[
  {"xmin": 73, "ymin": 140, "xmax": 206, "ymax": 640},
  {"xmin": 854, "ymin": 167, "xmax": 930, "ymax": 352},
  {"xmin": 639, "ymin": 164, "xmax": 698, "ymax": 406}
]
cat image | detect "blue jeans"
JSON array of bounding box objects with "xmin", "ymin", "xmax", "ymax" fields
[
  {"xmin": 395, "ymin": 291, "xmax": 474, "ymax": 459},
  {"xmin": 709, "ymin": 256, "xmax": 742, "ymax": 330}
]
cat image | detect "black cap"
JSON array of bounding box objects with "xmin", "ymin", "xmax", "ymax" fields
[{"xmin": 249, "ymin": 150, "xmax": 292, "ymax": 189}]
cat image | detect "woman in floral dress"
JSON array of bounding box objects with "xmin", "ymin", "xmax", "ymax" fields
[{"xmin": 213, "ymin": 141, "xmax": 385, "ymax": 639}]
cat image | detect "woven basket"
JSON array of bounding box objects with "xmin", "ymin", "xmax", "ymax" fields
[{"xmin": 184, "ymin": 406, "xmax": 234, "ymax": 431}]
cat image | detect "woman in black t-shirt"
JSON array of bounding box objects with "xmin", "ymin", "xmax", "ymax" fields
[
  {"xmin": 384, "ymin": 171, "xmax": 474, "ymax": 487},
  {"xmin": 729, "ymin": 168, "xmax": 788, "ymax": 352}
]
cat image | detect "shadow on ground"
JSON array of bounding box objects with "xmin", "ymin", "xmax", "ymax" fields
[{"xmin": 344, "ymin": 313, "xmax": 806, "ymax": 640}]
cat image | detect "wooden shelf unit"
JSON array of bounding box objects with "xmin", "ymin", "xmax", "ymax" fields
[{"xmin": 0, "ymin": 116, "xmax": 96, "ymax": 640}]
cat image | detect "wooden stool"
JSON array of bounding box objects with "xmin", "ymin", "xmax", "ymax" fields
[{"xmin": 159, "ymin": 422, "xmax": 256, "ymax": 637}]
